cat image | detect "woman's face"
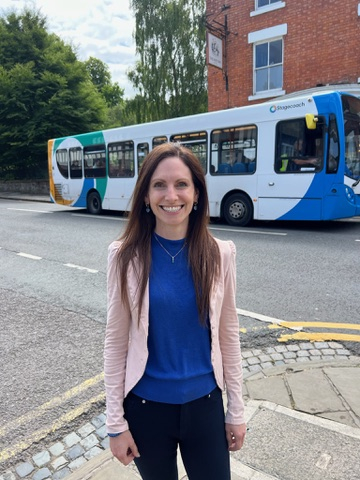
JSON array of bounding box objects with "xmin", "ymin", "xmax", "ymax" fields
[{"xmin": 145, "ymin": 156, "xmax": 198, "ymax": 239}]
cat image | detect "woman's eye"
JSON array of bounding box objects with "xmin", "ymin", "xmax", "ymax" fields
[
  {"xmin": 177, "ymin": 182, "xmax": 188, "ymax": 188},
  {"xmin": 153, "ymin": 182, "xmax": 164, "ymax": 188}
]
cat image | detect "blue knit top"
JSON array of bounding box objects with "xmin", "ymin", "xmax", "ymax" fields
[{"xmin": 131, "ymin": 233, "xmax": 216, "ymax": 403}]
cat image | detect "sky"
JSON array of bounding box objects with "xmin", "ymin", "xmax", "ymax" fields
[{"xmin": 1, "ymin": 0, "xmax": 137, "ymax": 98}]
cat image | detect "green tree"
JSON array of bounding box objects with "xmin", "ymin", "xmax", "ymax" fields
[
  {"xmin": 84, "ymin": 56, "xmax": 124, "ymax": 108},
  {"xmin": 128, "ymin": 0, "xmax": 207, "ymax": 122},
  {"xmin": 104, "ymin": 95, "xmax": 153, "ymax": 129},
  {"xmin": 0, "ymin": 8, "xmax": 107, "ymax": 179}
]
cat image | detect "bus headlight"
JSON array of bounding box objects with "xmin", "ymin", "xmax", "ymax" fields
[{"xmin": 345, "ymin": 186, "xmax": 355, "ymax": 203}]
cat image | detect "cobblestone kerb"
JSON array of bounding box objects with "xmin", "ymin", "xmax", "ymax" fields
[{"xmin": 1, "ymin": 341, "xmax": 357, "ymax": 480}]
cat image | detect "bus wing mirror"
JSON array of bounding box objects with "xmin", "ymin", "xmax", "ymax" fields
[{"xmin": 305, "ymin": 114, "xmax": 318, "ymax": 130}]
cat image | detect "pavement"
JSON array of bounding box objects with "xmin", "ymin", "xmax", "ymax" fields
[
  {"xmin": 1, "ymin": 193, "xmax": 360, "ymax": 479},
  {"xmin": 64, "ymin": 353, "xmax": 360, "ymax": 480},
  {"xmin": 1, "ymin": 343, "xmax": 359, "ymax": 480},
  {"xmin": 0, "ymin": 192, "xmax": 51, "ymax": 203}
]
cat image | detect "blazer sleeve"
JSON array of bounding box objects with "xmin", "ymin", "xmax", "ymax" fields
[
  {"xmin": 104, "ymin": 241, "xmax": 131, "ymax": 433},
  {"xmin": 219, "ymin": 240, "xmax": 245, "ymax": 425}
]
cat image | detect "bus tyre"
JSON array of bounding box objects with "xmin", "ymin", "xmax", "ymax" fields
[
  {"xmin": 87, "ymin": 191, "xmax": 102, "ymax": 215},
  {"xmin": 223, "ymin": 194, "xmax": 252, "ymax": 227}
]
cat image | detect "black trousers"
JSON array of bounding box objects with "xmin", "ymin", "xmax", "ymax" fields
[{"xmin": 124, "ymin": 387, "xmax": 231, "ymax": 480}]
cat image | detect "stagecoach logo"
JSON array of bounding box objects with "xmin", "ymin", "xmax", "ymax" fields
[{"xmin": 270, "ymin": 101, "xmax": 306, "ymax": 113}]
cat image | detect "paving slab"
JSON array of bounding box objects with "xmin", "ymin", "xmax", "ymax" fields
[
  {"xmin": 317, "ymin": 410, "xmax": 359, "ymax": 428},
  {"xmin": 230, "ymin": 457, "xmax": 278, "ymax": 480},
  {"xmin": 245, "ymin": 376, "xmax": 292, "ymax": 408},
  {"xmin": 324, "ymin": 367, "xmax": 360, "ymax": 420},
  {"xmin": 234, "ymin": 404, "xmax": 360, "ymax": 480},
  {"xmin": 66, "ymin": 450, "xmax": 140, "ymax": 480},
  {"xmin": 90, "ymin": 460, "xmax": 140, "ymax": 480},
  {"xmin": 286, "ymin": 369, "xmax": 344, "ymax": 414}
]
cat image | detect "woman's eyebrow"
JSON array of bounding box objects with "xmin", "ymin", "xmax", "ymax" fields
[{"xmin": 151, "ymin": 177, "xmax": 190, "ymax": 183}]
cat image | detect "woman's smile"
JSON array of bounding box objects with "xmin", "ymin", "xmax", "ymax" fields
[{"xmin": 161, "ymin": 205, "xmax": 183, "ymax": 213}]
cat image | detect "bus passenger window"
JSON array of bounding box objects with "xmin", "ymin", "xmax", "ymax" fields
[
  {"xmin": 210, "ymin": 125, "xmax": 257, "ymax": 175},
  {"xmin": 170, "ymin": 131, "xmax": 207, "ymax": 172},
  {"xmin": 84, "ymin": 145, "xmax": 106, "ymax": 178},
  {"xmin": 137, "ymin": 142, "xmax": 149, "ymax": 171},
  {"xmin": 69, "ymin": 147, "xmax": 83, "ymax": 179},
  {"xmin": 56, "ymin": 149, "xmax": 69, "ymax": 178},
  {"xmin": 108, "ymin": 141, "xmax": 134, "ymax": 177},
  {"xmin": 152, "ymin": 136, "xmax": 167, "ymax": 148}
]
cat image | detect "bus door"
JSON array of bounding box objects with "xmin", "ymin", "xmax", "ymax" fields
[
  {"xmin": 257, "ymin": 117, "xmax": 325, "ymax": 221},
  {"xmin": 343, "ymin": 95, "xmax": 360, "ymax": 210}
]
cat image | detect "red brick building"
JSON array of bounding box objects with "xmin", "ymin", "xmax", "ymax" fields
[{"xmin": 206, "ymin": 0, "xmax": 360, "ymax": 111}]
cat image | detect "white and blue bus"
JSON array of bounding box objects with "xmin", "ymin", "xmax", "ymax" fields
[{"xmin": 48, "ymin": 88, "xmax": 360, "ymax": 226}]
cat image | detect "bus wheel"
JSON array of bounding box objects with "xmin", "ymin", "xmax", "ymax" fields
[
  {"xmin": 87, "ymin": 191, "xmax": 102, "ymax": 215},
  {"xmin": 223, "ymin": 194, "xmax": 252, "ymax": 227}
]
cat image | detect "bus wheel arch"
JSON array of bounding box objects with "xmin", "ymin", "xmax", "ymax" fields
[
  {"xmin": 222, "ymin": 191, "xmax": 253, "ymax": 227},
  {"xmin": 87, "ymin": 190, "xmax": 102, "ymax": 215}
]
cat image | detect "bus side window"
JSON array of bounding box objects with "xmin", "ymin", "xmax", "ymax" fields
[
  {"xmin": 170, "ymin": 131, "xmax": 207, "ymax": 172},
  {"xmin": 84, "ymin": 145, "xmax": 106, "ymax": 178},
  {"xmin": 69, "ymin": 147, "xmax": 83, "ymax": 179},
  {"xmin": 56, "ymin": 149, "xmax": 69, "ymax": 178},
  {"xmin": 152, "ymin": 136, "xmax": 167, "ymax": 148},
  {"xmin": 137, "ymin": 142, "xmax": 149, "ymax": 171},
  {"xmin": 108, "ymin": 141, "xmax": 134, "ymax": 177},
  {"xmin": 210, "ymin": 125, "xmax": 257, "ymax": 174}
]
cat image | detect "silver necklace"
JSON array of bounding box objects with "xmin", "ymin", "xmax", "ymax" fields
[{"xmin": 153, "ymin": 233, "xmax": 187, "ymax": 263}]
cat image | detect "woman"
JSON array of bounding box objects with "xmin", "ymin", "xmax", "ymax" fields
[{"xmin": 104, "ymin": 142, "xmax": 246, "ymax": 479}]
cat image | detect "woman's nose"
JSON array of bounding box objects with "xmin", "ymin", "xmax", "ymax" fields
[{"xmin": 165, "ymin": 185, "xmax": 178, "ymax": 200}]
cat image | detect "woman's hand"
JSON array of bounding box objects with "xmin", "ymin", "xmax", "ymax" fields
[
  {"xmin": 110, "ymin": 430, "xmax": 140, "ymax": 465},
  {"xmin": 225, "ymin": 422, "xmax": 246, "ymax": 451}
]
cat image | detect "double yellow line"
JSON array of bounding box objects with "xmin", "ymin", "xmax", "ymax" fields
[
  {"xmin": 274, "ymin": 321, "xmax": 360, "ymax": 343},
  {"xmin": 0, "ymin": 373, "xmax": 105, "ymax": 463},
  {"xmin": 238, "ymin": 310, "xmax": 360, "ymax": 343}
]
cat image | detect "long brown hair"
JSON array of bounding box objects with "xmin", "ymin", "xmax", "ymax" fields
[{"xmin": 116, "ymin": 142, "xmax": 220, "ymax": 325}]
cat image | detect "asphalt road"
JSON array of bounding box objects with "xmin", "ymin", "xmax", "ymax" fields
[{"xmin": 1, "ymin": 198, "xmax": 359, "ymax": 467}]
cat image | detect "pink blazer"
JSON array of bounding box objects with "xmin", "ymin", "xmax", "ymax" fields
[{"xmin": 104, "ymin": 237, "xmax": 245, "ymax": 434}]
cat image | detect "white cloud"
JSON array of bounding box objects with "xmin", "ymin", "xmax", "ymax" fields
[{"xmin": 1, "ymin": 0, "xmax": 137, "ymax": 97}]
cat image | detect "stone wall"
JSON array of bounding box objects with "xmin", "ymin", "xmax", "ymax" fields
[{"xmin": 0, "ymin": 179, "xmax": 49, "ymax": 194}]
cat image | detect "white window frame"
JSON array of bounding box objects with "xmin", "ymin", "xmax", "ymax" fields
[
  {"xmin": 248, "ymin": 24, "xmax": 287, "ymax": 101},
  {"xmin": 251, "ymin": 1, "xmax": 285, "ymax": 17}
]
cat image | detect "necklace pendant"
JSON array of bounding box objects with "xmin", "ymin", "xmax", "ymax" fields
[{"xmin": 153, "ymin": 233, "xmax": 186, "ymax": 264}]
